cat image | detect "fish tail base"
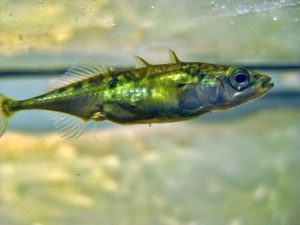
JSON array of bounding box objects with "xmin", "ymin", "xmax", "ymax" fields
[{"xmin": 0, "ymin": 94, "xmax": 16, "ymax": 137}]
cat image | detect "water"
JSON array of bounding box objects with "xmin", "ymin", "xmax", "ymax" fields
[{"xmin": 0, "ymin": 1, "xmax": 300, "ymax": 225}]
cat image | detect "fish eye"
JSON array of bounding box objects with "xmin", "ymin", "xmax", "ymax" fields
[
  {"xmin": 235, "ymin": 73, "xmax": 247, "ymax": 83},
  {"xmin": 229, "ymin": 68, "xmax": 250, "ymax": 90}
]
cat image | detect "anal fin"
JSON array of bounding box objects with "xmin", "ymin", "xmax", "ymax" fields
[{"xmin": 51, "ymin": 112, "xmax": 87, "ymax": 139}]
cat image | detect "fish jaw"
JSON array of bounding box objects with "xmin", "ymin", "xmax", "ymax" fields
[{"xmin": 255, "ymin": 75, "xmax": 274, "ymax": 96}]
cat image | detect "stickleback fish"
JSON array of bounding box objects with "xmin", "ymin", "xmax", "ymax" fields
[{"xmin": 0, "ymin": 50, "xmax": 274, "ymax": 138}]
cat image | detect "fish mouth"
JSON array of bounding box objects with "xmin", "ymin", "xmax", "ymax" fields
[{"xmin": 261, "ymin": 77, "xmax": 274, "ymax": 90}]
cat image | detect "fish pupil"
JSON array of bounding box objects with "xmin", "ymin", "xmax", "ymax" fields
[{"xmin": 235, "ymin": 73, "xmax": 247, "ymax": 83}]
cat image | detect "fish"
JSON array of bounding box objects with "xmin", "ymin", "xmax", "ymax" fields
[{"xmin": 0, "ymin": 50, "xmax": 274, "ymax": 138}]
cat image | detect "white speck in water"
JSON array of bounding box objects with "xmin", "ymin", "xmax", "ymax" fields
[
  {"xmin": 253, "ymin": 4, "xmax": 261, "ymax": 13},
  {"xmin": 253, "ymin": 185, "xmax": 267, "ymax": 201},
  {"xmin": 273, "ymin": 16, "xmax": 278, "ymax": 21},
  {"xmin": 211, "ymin": 1, "xmax": 215, "ymax": 5},
  {"xmin": 236, "ymin": 6, "xmax": 249, "ymax": 14},
  {"xmin": 151, "ymin": 6, "xmax": 155, "ymax": 9},
  {"xmin": 32, "ymin": 222, "xmax": 43, "ymax": 225},
  {"xmin": 229, "ymin": 218, "xmax": 243, "ymax": 225},
  {"xmin": 230, "ymin": 20, "xmax": 235, "ymax": 25}
]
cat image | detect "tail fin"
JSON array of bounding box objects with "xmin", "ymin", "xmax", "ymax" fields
[{"xmin": 0, "ymin": 94, "xmax": 15, "ymax": 137}]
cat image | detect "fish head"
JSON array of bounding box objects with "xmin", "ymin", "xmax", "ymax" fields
[{"xmin": 199, "ymin": 66, "xmax": 274, "ymax": 110}]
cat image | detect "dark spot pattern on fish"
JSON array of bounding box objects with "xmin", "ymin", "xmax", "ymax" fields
[{"xmin": 73, "ymin": 82, "xmax": 83, "ymax": 90}]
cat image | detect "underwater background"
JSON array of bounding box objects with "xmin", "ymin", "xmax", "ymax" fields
[{"xmin": 0, "ymin": 1, "xmax": 300, "ymax": 225}]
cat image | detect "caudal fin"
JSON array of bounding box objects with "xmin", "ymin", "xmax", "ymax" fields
[{"xmin": 0, "ymin": 94, "xmax": 15, "ymax": 137}]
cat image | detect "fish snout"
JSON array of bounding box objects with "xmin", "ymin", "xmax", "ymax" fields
[{"xmin": 260, "ymin": 76, "xmax": 274, "ymax": 90}]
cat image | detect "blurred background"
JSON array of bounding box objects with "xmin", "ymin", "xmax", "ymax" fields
[{"xmin": 0, "ymin": 1, "xmax": 299, "ymax": 225}]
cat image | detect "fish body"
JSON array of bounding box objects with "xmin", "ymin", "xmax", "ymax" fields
[{"xmin": 0, "ymin": 50, "xmax": 274, "ymax": 137}]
